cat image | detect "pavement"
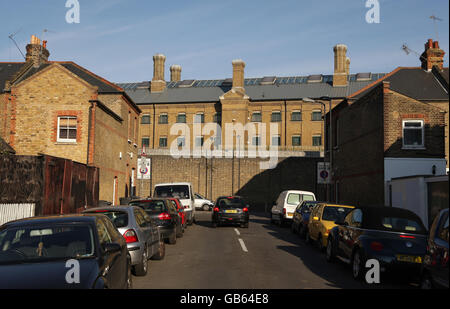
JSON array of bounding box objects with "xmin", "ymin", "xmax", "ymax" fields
[{"xmin": 133, "ymin": 211, "xmax": 417, "ymax": 289}]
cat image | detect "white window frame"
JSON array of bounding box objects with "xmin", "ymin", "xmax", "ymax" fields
[
  {"xmin": 402, "ymin": 119, "xmax": 425, "ymax": 149},
  {"xmin": 57, "ymin": 116, "xmax": 77, "ymax": 143}
]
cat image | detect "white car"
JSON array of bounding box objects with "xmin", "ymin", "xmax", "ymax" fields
[
  {"xmin": 271, "ymin": 190, "xmax": 316, "ymax": 226},
  {"xmin": 194, "ymin": 193, "xmax": 214, "ymax": 211},
  {"xmin": 154, "ymin": 182, "xmax": 196, "ymax": 225}
]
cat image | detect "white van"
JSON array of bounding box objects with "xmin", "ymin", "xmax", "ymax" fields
[
  {"xmin": 154, "ymin": 182, "xmax": 196, "ymax": 225},
  {"xmin": 271, "ymin": 190, "xmax": 316, "ymax": 225}
]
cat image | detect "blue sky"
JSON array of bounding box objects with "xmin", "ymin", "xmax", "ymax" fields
[{"xmin": 0, "ymin": 0, "xmax": 448, "ymax": 83}]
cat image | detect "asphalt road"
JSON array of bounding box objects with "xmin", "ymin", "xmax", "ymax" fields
[{"xmin": 133, "ymin": 211, "xmax": 417, "ymax": 289}]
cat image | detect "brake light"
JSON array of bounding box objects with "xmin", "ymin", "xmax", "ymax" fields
[
  {"xmin": 214, "ymin": 207, "xmax": 219, "ymax": 212},
  {"xmin": 370, "ymin": 241, "xmax": 384, "ymax": 252},
  {"xmin": 123, "ymin": 229, "xmax": 138, "ymax": 243},
  {"xmin": 94, "ymin": 210, "xmax": 108, "ymax": 213},
  {"xmin": 158, "ymin": 213, "xmax": 171, "ymax": 220},
  {"xmin": 400, "ymin": 235, "xmax": 416, "ymax": 239},
  {"xmin": 243, "ymin": 207, "xmax": 248, "ymax": 212},
  {"xmin": 283, "ymin": 208, "xmax": 286, "ymax": 215},
  {"xmin": 227, "ymin": 196, "xmax": 234, "ymax": 199}
]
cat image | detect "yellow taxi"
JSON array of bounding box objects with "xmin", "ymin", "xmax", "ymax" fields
[{"xmin": 306, "ymin": 203, "xmax": 355, "ymax": 251}]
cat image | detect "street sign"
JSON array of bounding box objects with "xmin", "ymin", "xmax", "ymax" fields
[
  {"xmin": 317, "ymin": 162, "xmax": 331, "ymax": 184},
  {"xmin": 137, "ymin": 157, "xmax": 151, "ymax": 180}
]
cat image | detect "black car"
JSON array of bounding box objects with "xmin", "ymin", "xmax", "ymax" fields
[
  {"xmin": 291, "ymin": 200, "xmax": 320, "ymax": 238},
  {"xmin": 326, "ymin": 206, "xmax": 428, "ymax": 281},
  {"xmin": 129, "ymin": 198, "xmax": 182, "ymax": 245},
  {"xmin": 212, "ymin": 196, "xmax": 249, "ymax": 228},
  {"xmin": 0, "ymin": 214, "xmax": 132, "ymax": 289},
  {"xmin": 421, "ymin": 208, "xmax": 449, "ymax": 289}
]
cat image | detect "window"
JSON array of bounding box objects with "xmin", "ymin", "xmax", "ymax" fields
[
  {"xmin": 141, "ymin": 115, "xmax": 151, "ymax": 124},
  {"xmin": 177, "ymin": 136, "xmax": 185, "ymax": 147},
  {"xmin": 141, "ymin": 137, "xmax": 150, "ymax": 148},
  {"xmin": 57, "ymin": 116, "xmax": 77, "ymax": 143},
  {"xmin": 287, "ymin": 193, "xmax": 300, "ymax": 205},
  {"xmin": 311, "ymin": 110, "xmax": 322, "ymax": 121},
  {"xmin": 272, "ymin": 135, "xmax": 281, "ymax": 146},
  {"xmin": 177, "ymin": 113, "xmax": 186, "ymax": 123},
  {"xmin": 271, "ymin": 111, "xmax": 282, "ymax": 122},
  {"xmin": 252, "ymin": 136, "xmax": 261, "ymax": 146},
  {"xmin": 159, "ymin": 137, "xmax": 167, "ymax": 148},
  {"xmin": 291, "ymin": 111, "xmax": 302, "ymax": 121},
  {"xmin": 403, "ymin": 120, "xmax": 424, "ymax": 148},
  {"xmin": 194, "ymin": 113, "xmax": 204, "ymax": 124},
  {"xmin": 251, "ymin": 112, "xmax": 262, "ymax": 122},
  {"xmin": 159, "ymin": 114, "xmax": 168, "ymax": 124},
  {"xmin": 312, "ymin": 135, "xmax": 322, "ymax": 146},
  {"xmin": 213, "ymin": 112, "xmax": 222, "ymax": 124},
  {"xmin": 351, "ymin": 209, "xmax": 363, "ymax": 228},
  {"xmin": 437, "ymin": 212, "xmax": 449, "ymax": 242},
  {"xmin": 195, "ymin": 136, "xmax": 204, "ymax": 147},
  {"xmin": 292, "ymin": 135, "xmax": 301, "ymax": 146}
]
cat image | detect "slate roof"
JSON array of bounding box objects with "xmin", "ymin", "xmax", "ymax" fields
[
  {"xmin": 350, "ymin": 67, "xmax": 449, "ymax": 101},
  {"xmin": 117, "ymin": 73, "xmax": 387, "ymax": 105},
  {"xmin": 0, "ymin": 137, "xmax": 15, "ymax": 154}
]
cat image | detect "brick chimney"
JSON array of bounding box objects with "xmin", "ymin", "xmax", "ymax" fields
[
  {"xmin": 421, "ymin": 39, "xmax": 445, "ymax": 71},
  {"xmin": 232, "ymin": 59, "xmax": 246, "ymax": 90},
  {"xmin": 170, "ymin": 65, "xmax": 182, "ymax": 82},
  {"xmin": 25, "ymin": 35, "xmax": 50, "ymax": 68},
  {"xmin": 151, "ymin": 53, "xmax": 166, "ymax": 92},
  {"xmin": 333, "ymin": 44, "xmax": 348, "ymax": 87}
]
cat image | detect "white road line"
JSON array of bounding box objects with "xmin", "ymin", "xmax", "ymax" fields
[
  {"xmin": 234, "ymin": 228, "xmax": 240, "ymax": 236},
  {"xmin": 238, "ymin": 238, "xmax": 248, "ymax": 252}
]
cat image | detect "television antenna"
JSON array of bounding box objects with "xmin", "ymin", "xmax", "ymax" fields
[
  {"xmin": 429, "ymin": 15, "xmax": 443, "ymax": 41},
  {"xmin": 8, "ymin": 28, "xmax": 26, "ymax": 60}
]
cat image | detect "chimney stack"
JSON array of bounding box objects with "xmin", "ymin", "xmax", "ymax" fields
[
  {"xmin": 232, "ymin": 59, "xmax": 246, "ymax": 90},
  {"xmin": 333, "ymin": 44, "xmax": 349, "ymax": 87},
  {"xmin": 151, "ymin": 53, "xmax": 166, "ymax": 93},
  {"xmin": 170, "ymin": 65, "xmax": 182, "ymax": 82},
  {"xmin": 420, "ymin": 39, "xmax": 445, "ymax": 71},
  {"xmin": 26, "ymin": 35, "xmax": 50, "ymax": 68}
]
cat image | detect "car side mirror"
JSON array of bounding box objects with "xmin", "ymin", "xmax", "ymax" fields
[{"xmin": 103, "ymin": 243, "xmax": 121, "ymax": 254}]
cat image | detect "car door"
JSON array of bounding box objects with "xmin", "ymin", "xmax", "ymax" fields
[
  {"xmin": 432, "ymin": 211, "xmax": 449, "ymax": 287},
  {"xmin": 167, "ymin": 200, "xmax": 179, "ymax": 230},
  {"xmin": 96, "ymin": 218, "xmax": 123, "ymax": 289},
  {"xmin": 310, "ymin": 205, "xmax": 322, "ymax": 240},
  {"xmin": 337, "ymin": 210, "xmax": 354, "ymax": 259},
  {"xmin": 134, "ymin": 208, "xmax": 152, "ymax": 255},
  {"xmin": 139, "ymin": 207, "xmax": 159, "ymax": 256}
]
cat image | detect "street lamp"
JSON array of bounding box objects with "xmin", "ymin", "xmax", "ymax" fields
[{"xmin": 303, "ymin": 96, "xmax": 333, "ymax": 202}]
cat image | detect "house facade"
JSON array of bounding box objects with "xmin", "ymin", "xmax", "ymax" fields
[{"xmin": 0, "ymin": 36, "xmax": 141, "ymax": 204}]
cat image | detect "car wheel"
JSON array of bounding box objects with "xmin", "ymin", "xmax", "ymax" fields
[
  {"xmin": 352, "ymin": 249, "xmax": 365, "ymax": 280},
  {"xmin": 133, "ymin": 247, "xmax": 148, "ymax": 277},
  {"xmin": 168, "ymin": 231, "xmax": 177, "ymax": 245},
  {"xmin": 326, "ymin": 237, "xmax": 335, "ymax": 263},
  {"xmin": 152, "ymin": 239, "xmax": 166, "ymax": 260},
  {"xmin": 420, "ymin": 271, "xmax": 433, "ymax": 289},
  {"xmin": 202, "ymin": 204, "xmax": 209, "ymax": 211}
]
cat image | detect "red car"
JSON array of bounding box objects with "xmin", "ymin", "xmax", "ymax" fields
[{"xmin": 169, "ymin": 198, "xmax": 187, "ymax": 231}]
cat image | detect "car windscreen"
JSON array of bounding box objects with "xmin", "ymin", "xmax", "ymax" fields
[
  {"xmin": 216, "ymin": 197, "xmax": 246, "ymax": 208},
  {"xmin": 154, "ymin": 185, "xmax": 190, "ymax": 199},
  {"xmin": 87, "ymin": 210, "xmax": 128, "ymax": 228},
  {"xmin": 322, "ymin": 207, "xmax": 353, "ymax": 222},
  {"xmin": 0, "ymin": 224, "xmax": 95, "ymax": 264},
  {"xmin": 130, "ymin": 200, "xmax": 167, "ymax": 213}
]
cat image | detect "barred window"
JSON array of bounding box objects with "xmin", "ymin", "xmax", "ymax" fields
[
  {"xmin": 177, "ymin": 113, "xmax": 186, "ymax": 123},
  {"xmin": 271, "ymin": 111, "xmax": 282, "ymax": 122},
  {"xmin": 213, "ymin": 112, "xmax": 222, "ymax": 124},
  {"xmin": 159, "ymin": 114, "xmax": 168, "ymax": 124},
  {"xmin": 311, "ymin": 110, "xmax": 322, "ymax": 121},
  {"xmin": 291, "ymin": 111, "xmax": 302, "ymax": 121},
  {"xmin": 292, "ymin": 135, "xmax": 301, "ymax": 146},
  {"xmin": 57, "ymin": 116, "xmax": 77, "ymax": 143},
  {"xmin": 312, "ymin": 135, "xmax": 322, "ymax": 146},
  {"xmin": 159, "ymin": 137, "xmax": 168, "ymax": 148},
  {"xmin": 141, "ymin": 115, "xmax": 151, "ymax": 124},
  {"xmin": 142, "ymin": 137, "xmax": 150, "ymax": 148},
  {"xmin": 251, "ymin": 112, "xmax": 262, "ymax": 122}
]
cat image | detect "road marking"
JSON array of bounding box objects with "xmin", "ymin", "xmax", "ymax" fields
[
  {"xmin": 238, "ymin": 238, "xmax": 248, "ymax": 252},
  {"xmin": 234, "ymin": 228, "xmax": 240, "ymax": 236}
]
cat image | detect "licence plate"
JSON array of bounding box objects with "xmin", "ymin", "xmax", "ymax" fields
[
  {"xmin": 287, "ymin": 213, "xmax": 294, "ymax": 217},
  {"xmin": 225, "ymin": 210, "xmax": 238, "ymax": 214},
  {"xmin": 396, "ymin": 255, "xmax": 422, "ymax": 263}
]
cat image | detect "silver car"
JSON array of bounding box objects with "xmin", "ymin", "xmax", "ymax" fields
[{"xmin": 84, "ymin": 205, "xmax": 165, "ymax": 276}]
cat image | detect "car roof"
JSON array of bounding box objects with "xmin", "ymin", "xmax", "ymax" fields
[
  {"xmin": 319, "ymin": 203, "xmax": 355, "ymax": 208},
  {"xmin": 283, "ymin": 190, "xmax": 315, "ymax": 195},
  {"xmin": 1, "ymin": 214, "xmax": 102, "ymax": 228},
  {"xmin": 84, "ymin": 206, "xmax": 137, "ymax": 212},
  {"xmin": 154, "ymin": 182, "xmax": 192, "ymax": 186}
]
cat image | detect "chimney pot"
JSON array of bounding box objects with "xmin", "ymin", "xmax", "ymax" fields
[
  {"xmin": 232, "ymin": 59, "xmax": 246, "ymax": 90},
  {"xmin": 170, "ymin": 65, "xmax": 182, "ymax": 82},
  {"xmin": 421, "ymin": 39, "xmax": 445, "ymax": 71},
  {"xmin": 333, "ymin": 44, "xmax": 349, "ymax": 87},
  {"xmin": 151, "ymin": 53, "xmax": 167, "ymax": 92},
  {"xmin": 26, "ymin": 35, "xmax": 50, "ymax": 68}
]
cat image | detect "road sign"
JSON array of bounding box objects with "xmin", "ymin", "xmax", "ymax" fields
[
  {"xmin": 317, "ymin": 162, "xmax": 331, "ymax": 184},
  {"xmin": 137, "ymin": 158, "xmax": 151, "ymax": 180}
]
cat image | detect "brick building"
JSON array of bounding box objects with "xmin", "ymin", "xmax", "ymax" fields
[
  {"xmin": 0, "ymin": 36, "xmax": 141, "ymax": 204},
  {"xmin": 328, "ymin": 39, "xmax": 448, "ymax": 207}
]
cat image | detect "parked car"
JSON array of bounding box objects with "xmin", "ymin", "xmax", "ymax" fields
[
  {"xmin": 0, "ymin": 214, "xmax": 132, "ymax": 289},
  {"xmin": 291, "ymin": 200, "xmax": 320, "ymax": 238},
  {"xmin": 306, "ymin": 203, "xmax": 354, "ymax": 251},
  {"xmin": 194, "ymin": 193, "xmax": 214, "ymax": 211},
  {"xmin": 271, "ymin": 190, "xmax": 316, "ymax": 226},
  {"xmin": 154, "ymin": 182, "xmax": 196, "ymax": 225},
  {"xmin": 420, "ymin": 208, "xmax": 449, "ymax": 289},
  {"xmin": 83, "ymin": 205, "xmax": 165, "ymax": 276},
  {"xmin": 212, "ymin": 196, "xmax": 249, "ymax": 228},
  {"xmin": 326, "ymin": 206, "xmax": 428, "ymax": 281},
  {"xmin": 129, "ymin": 198, "xmax": 182, "ymax": 244},
  {"xmin": 168, "ymin": 198, "xmax": 187, "ymax": 231}
]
